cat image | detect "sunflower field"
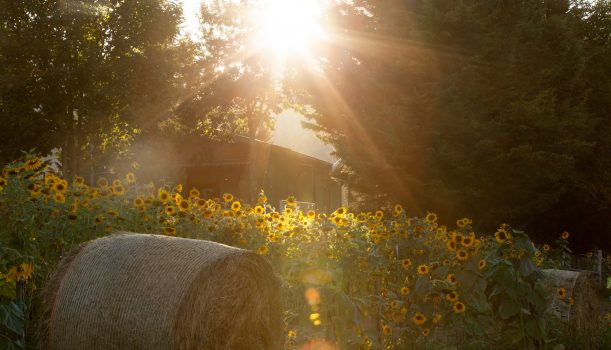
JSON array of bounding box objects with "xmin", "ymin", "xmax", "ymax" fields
[{"xmin": 0, "ymin": 154, "xmax": 609, "ymax": 349}]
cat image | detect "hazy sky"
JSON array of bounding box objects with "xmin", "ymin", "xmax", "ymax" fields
[
  {"xmin": 270, "ymin": 111, "xmax": 336, "ymax": 163},
  {"xmin": 180, "ymin": 0, "xmax": 202, "ymax": 40}
]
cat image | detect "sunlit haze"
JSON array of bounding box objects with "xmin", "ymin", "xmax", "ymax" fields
[
  {"xmin": 253, "ymin": 0, "xmax": 326, "ymax": 59},
  {"xmin": 271, "ymin": 110, "xmax": 335, "ymax": 163},
  {"xmin": 181, "ymin": 0, "xmax": 203, "ymax": 40}
]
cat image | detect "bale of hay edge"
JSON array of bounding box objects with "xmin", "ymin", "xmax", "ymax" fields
[
  {"xmin": 39, "ymin": 233, "xmax": 283, "ymax": 350},
  {"xmin": 544, "ymin": 269, "xmax": 601, "ymax": 336}
]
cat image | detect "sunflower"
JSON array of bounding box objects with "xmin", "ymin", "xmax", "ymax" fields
[
  {"xmin": 446, "ymin": 291, "xmax": 459, "ymax": 302},
  {"xmin": 23, "ymin": 157, "xmax": 42, "ymax": 171},
  {"xmin": 382, "ymin": 325, "xmax": 392, "ymax": 335},
  {"xmin": 394, "ymin": 204, "xmax": 403, "ymax": 215},
  {"xmin": 422, "ymin": 328, "xmax": 430, "ymax": 336},
  {"xmin": 286, "ymin": 196, "xmax": 297, "ymax": 207},
  {"xmin": 6, "ymin": 263, "xmax": 35, "ymax": 282},
  {"xmin": 201, "ymin": 208, "xmax": 213, "ymax": 219},
  {"xmin": 557, "ymin": 287, "xmax": 567, "ymax": 299},
  {"xmin": 400, "ymin": 286, "xmax": 410, "ymax": 295},
  {"xmin": 374, "ymin": 210, "xmax": 384, "ymax": 220},
  {"xmin": 72, "ymin": 176, "xmax": 85, "ymax": 186},
  {"xmin": 188, "ymin": 188, "xmax": 200, "ymax": 199},
  {"xmin": 401, "ymin": 258, "xmax": 412, "ymax": 269},
  {"xmin": 158, "ymin": 189, "xmax": 171, "ymax": 203},
  {"xmin": 447, "ymin": 274, "xmax": 457, "ymax": 283},
  {"xmin": 195, "ymin": 199, "xmax": 207, "ymax": 209},
  {"xmin": 454, "ymin": 233, "xmax": 463, "ymax": 245},
  {"xmin": 30, "ymin": 185, "xmax": 42, "ymax": 197},
  {"xmin": 332, "ymin": 216, "xmax": 342, "ymax": 225},
  {"xmin": 479, "ymin": 259, "xmax": 487, "ymax": 270},
  {"xmin": 96, "ymin": 177, "xmax": 109, "ymax": 187},
  {"xmin": 495, "ymin": 229, "xmax": 510, "ymax": 244},
  {"xmin": 4, "ymin": 266, "xmax": 18, "ymax": 282},
  {"xmin": 561, "ymin": 231, "xmax": 570, "ymax": 240},
  {"xmin": 173, "ymin": 184, "xmax": 183, "ymax": 193},
  {"xmin": 70, "ymin": 200, "xmax": 79, "ymax": 213},
  {"xmin": 543, "ymin": 244, "xmax": 551, "ymax": 252},
  {"xmin": 425, "ymin": 212, "xmax": 437, "ymax": 224},
  {"xmin": 284, "ymin": 207, "xmax": 293, "ymax": 215},
  {"xmin": 257, "ymin": 245, "xmax": 269, "ymax": 255},
  {"xmin": 442, "ymin": 259, "xmax": 451, "ymax": 266},
  {"xmin": 125, "ymin": 172, "xmax": 136, "ymax": 184},
  {"xmin": 257, "ymin": 195, "xmax": 267, "ymax": 203},
  {"xmin": 461, "ymin": 236, "xmax": 474, "ymax": 247},
  {"xmin": 456, "ymin": 249, "xmax": 469, "ymax": 261},
  {"xmin": 335, "ymin": 207, "xmax": 346, "ymax": 217},
  {"xmin": 133, "ymin": 196, "xmax": 145, "ymax": 207},
  {"xmin": 54, "ymin": 192, "xmax": 66, "ymax": 204},
  {"xmin": 0, "ymin": 176, "xmax": 7, "ymax": 188},
  {"xmin": 447, "ymin": 239, "xmax": 457, "ymax": 251},
  {"xmin": 223, "ymin": 193, "xmax": 234, "ymax": 202},
  {"xmin": 390, "ymin": 300, "xmax": 399, "ymax": 309},
  {"xmin": 432, "ymin": 313, "xmax": 442, "ymax": 324},
  {"xmin": 457, "ymin": 218, "xmax": 467, "ymax": 228},
  {"xmin": 417, "ymin": 264, "xmax": 430, "ymax": 275},
  {"xmin": 411, "ymin": 312, "xmax": 427, "ymax": 325},
  {"xmin": 53, "ymin": 180, "xmax": 68, "ymax": 193},
  {"xmin": 163, "ymin": 226, "xmax": 176, "ymax": 235},
  {"xmin": 227, "ymin": 201, "xmax": 240, "ymax": 212},
  {"xmin": 165, "ymin": 206, "xmax": 177, "ymax": 216},
  {"xmin": 112, "ymin": 184, "xmax": 126, "ymax": 196},
  {"xmin": 453, "ymin": 301, "xmax": 466, "ymax": 313},
  {"xmin": 255, "ymin": 217, "xmax": 265, "ymax": 228},
  {"xmin": 252, "ymin": 205, "xmax": 264, "ymax": 215},
  {"xmin": 178, "ymin": 199, "xmax": 191, "ymax": 212},
  {"xmin": 307, "ymin": 210, "xmax": 316, "ymax": 219}
]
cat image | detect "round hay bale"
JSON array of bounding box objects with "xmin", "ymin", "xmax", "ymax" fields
[
  {"xmin": 39, "ymin": 233, "xmax": 283, "ymax": 350},
  {"xmin": 544, "ymin": 269, "xmax": 601, "ymax": 335}
]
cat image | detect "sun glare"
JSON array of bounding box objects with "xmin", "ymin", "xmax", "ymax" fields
[{"xmin": 254, "ymin": 0, "xmax": 325, "ymax": 59}]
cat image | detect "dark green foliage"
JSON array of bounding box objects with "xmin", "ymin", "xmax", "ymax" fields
[
  {"xmin": 0, "ymin": 301, "xmax": 25, "ymax": 349},
  {"xmin": 0, "ymin": 0, "xmax": 193, "ymax": 175},
  {"xmin": 296, "ymin": 0, "xmax": 611, "ymax": 249}
]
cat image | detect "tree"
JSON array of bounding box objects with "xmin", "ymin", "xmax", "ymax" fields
[
  {"xmin": 0, "ymin": 0, "xmax": 192, "ymax": 176},
  {"xmin": 291, "ymin": 0, "xmax": 611, "ymax": 249},
  {"xmin": 173, "ymin": 0, "xmax": 286, "ymax": 201}
]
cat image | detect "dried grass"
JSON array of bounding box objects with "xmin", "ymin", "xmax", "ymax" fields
[
  {"xmin": 38, "ymin": 233, "xmax": 283, "ymax": 350},
  {"xmin": 544, "ymin": 269, "xmax": 601, "ymax": 337}
]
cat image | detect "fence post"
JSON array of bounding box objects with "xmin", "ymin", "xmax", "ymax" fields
[
  {"xmin": 16, "ymin": 280, "xmax": 26, "ymax": 344},
  {"xmin": 596, "ymin": 249, "xmax": 603, "ymax": 288}
]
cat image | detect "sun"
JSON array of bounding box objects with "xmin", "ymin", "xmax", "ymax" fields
[{"xmin": 253, "ymin": 0, "xmax": 326, "ymax": 59}]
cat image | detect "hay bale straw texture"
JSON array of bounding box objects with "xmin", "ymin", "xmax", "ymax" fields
[
  {"xmin": 39, "ymin": 233, "xmax": 283, "ymax": 350},
  {"xmin": 544, "ymin": 269, "xmax": 601, "ymax": 336}
]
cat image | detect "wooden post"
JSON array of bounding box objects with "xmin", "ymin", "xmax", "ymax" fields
[
  {"xmin": 16, "ymin": 280, "xmax": 25, "ymax": 303},
  {"xmin": 16, "ymin": 280, "xmax": 26, "ymax": 343},
  {"xmin": 597, "ymin": 249, "xmax": 603, "ymax": 288}
]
